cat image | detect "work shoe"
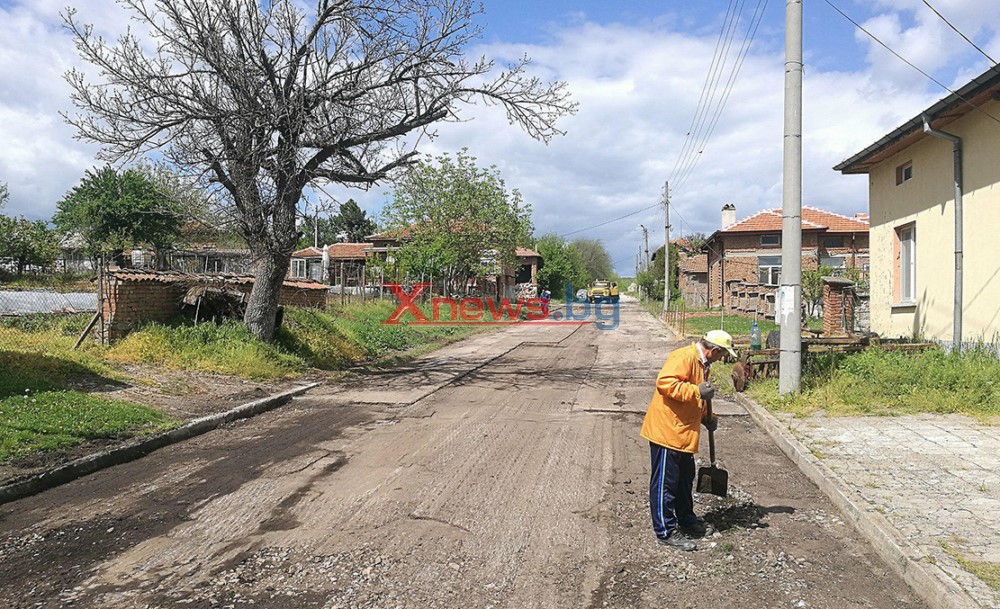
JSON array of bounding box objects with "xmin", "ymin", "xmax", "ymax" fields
[
  {"xmin": 679, "ymin": 517, "xmax": 716, "ymax": 539},
  {"xmin": 657, "ymin": 530, "xmax": 697, "ymax": 552}
]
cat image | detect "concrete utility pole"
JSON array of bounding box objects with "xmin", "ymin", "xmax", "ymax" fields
[
  {"xmin": 779, "ymin": 0, "xmax": 803, "ymax": 395},
  {"xmin": 640, "ymin": 225, "xmax": 650, "ymax": 271},
  {"xmin": 663, "ymin": 181, "xmax": 671, "ymax": 312}
]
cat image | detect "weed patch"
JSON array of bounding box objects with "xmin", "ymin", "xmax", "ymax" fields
[{"xmin": 749, "ymin": 346, "xmax": 1000, "ymax": 419}]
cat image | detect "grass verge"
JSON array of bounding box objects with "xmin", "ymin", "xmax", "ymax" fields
[
  {"xmin": 747, "ymin": 346, "xmax": 1000, "ymax": 420},
  {"xmin": 0, "ymin": 350, "xmax": 177, "ymax": 463}
]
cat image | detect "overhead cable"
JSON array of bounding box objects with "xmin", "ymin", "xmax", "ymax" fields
[{"xmin": 921, "ymin": 0, "xmax": 996, "ymax": 65}]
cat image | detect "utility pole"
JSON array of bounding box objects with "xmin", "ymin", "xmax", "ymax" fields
[
  {"xmin": 779, "ymin": 0, "xmax": 803, "ymax": 395},
  {"xmin": 640, "ymin": 225, "xmax": 650, "ymax": 271},
  {"xmin": 663, "ymin": 181, "xmax": 671, "ymax": 312},
  {"xmin": 314, "ymin": 209, "xmax": 319, "ymax": 248}
]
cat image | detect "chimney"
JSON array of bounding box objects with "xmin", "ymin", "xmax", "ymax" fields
[{"xmin": 721, "ymin": 203, "xmax": 736, "ymax": 230}]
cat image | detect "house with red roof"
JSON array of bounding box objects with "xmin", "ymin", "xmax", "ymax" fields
[
  {"xmin": 702, "ymin": 204, "xmax": 869, "ymax": 312},
  {"xmin": 289, "ymin": 242, "xmax": 372, "ymax": 285}
]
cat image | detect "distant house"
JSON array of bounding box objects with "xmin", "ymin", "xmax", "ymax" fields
[
  {"xmin": 835, "ymin": 64, "xmax": 1000, "ymax": 347},
  {"xmin": 702, "ymin": 203, "xmax": 869, "ymax": 315},
  {"xmin": 677, "ymin": 253, "xmax": 708, "ymax": 309},
  {"xmin": 365, "ymin": 227, "xmax": 541, "ymax": 298},
  {"xmin": 289, "ymin": 243, "xmax": 372, "ymax": 285}
]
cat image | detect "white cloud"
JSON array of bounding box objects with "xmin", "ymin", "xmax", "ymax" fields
[{"xmin": 1, "ymin": 1, "xmax": 997, "ymax": 274}]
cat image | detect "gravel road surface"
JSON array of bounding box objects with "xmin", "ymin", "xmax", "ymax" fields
[{"xmin": 0, "ymin": 304, "xmax": 926, "ymax": 608}]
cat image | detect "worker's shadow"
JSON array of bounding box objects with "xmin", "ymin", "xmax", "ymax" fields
[{"xmin": 701, "ymin": 503, "xmax": 795, "ymax": 532}]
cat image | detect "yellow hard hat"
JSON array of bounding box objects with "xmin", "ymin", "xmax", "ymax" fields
[{"xmin": 704, "ymin": 329, "xmax": 738, "ymax": 359}]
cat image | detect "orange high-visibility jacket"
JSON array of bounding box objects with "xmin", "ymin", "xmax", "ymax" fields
[{"xmin": 640, "ymin": 343, "xmax": 707, "ymax": 453}]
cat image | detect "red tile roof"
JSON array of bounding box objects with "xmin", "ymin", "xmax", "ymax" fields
[
  {"xmin": 293, "ymin": 243, "xmax": 373, "ymax": 260},
  {"xmin": 679, "ymin": 254, "xmax": 707, "ymax": 273},
  {"xmin": 107, "ymin": 268, "xmax": 327, "ymax": 290},
  {"xmin": 516, "ymin": 247, "xmax": 541, "ymax": 258},
  {"xmin": 328, "ymin": 242, "xmax": 372, "ymax": 260},
  {"xmin": 722, "ymin": 206, "xmax": 869, "ymax": 233}
]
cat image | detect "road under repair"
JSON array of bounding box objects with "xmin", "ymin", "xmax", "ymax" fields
[{"xmin": 0, "ymin": 304, "xmax": 926, "ymax": 608}]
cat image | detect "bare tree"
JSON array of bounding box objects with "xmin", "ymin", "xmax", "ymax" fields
[{"xmin": 63, "ymin": 0, "xmax": 576, "ymax": 340}]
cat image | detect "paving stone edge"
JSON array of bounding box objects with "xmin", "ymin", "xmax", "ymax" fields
[
  {"xmin": 733, "ymin": 392, "xmax": 980, "ymax": 609},
  {"xmin": 0, "ymin": 382, "xmax": 320, "ymax": 506}
]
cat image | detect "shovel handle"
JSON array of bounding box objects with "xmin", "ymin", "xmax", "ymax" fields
[{"xmin": 704, "ymin": 398, "xmax": 716, "ymax": 465}]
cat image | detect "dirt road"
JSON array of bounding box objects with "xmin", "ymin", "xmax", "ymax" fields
[{"xmin": 0, "ymin": 304, "xmax": 926, "ymax": 608}]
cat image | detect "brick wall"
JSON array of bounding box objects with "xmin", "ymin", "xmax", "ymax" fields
[
  {"xmin": 103, "ymin": 276, "xmax": 326, "ymax": 342},
  {"xmin": 678, "ymin": 272, "xmax": 708, "ymax": 308},
  {"xmin": 102, "ymin": 280, "xmax": 186, "ymax": 341},
  {"xmin": 822, "ymin": 278, "xmax": 856, "ymax": 336}
]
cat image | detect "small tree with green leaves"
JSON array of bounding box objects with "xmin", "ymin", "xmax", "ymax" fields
[
  {"xmin": 383, "ymin": 150, "xmax": 532, "ymax": 296},
  {"xmin": 54, "ymin": 166, "xmax": 183, "ymax": 266},
  {"xmin": 802, "ymin": 264, "xmax": 835, "ymax": 318},
  {"xmin": 570, "ymin": 238, "xmax": 613, "ymax": 283},
  {"xmin": 0, "ymin": 216, "xmax": 60, "ymax": 277},
  {"xmin": 535, "ymin": 233, "xmax": 587, "ymax": 298}
]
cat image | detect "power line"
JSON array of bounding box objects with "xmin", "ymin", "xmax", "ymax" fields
[
  {"xmin": 822, "ymin": 0, "xmax": 1000, "ymax": 126},
  {"xmin": 669, "ymin": 0, "xmax": 743, "ymax": 183},
  {"xmin": 673, "ymin": 0, "xmax": 769, "ymax": 192},
  {"xmin": 921, "ymin": 0, "xmax": 996, "ymax": 65},
  {"xmin": 559, "ymin": 202, "xmax": 661, "ymax": 238}
]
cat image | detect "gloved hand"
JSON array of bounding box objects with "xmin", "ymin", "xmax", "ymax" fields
[
  {"xmin": 697, "ymin": 382, "xmax": 715, "ymax": 401},
  {"xmin": 702, "ymin": 412, "xmax": 719, "ymax": 432}
]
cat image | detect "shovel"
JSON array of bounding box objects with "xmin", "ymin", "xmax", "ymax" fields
[{"xmin": 696, "ymin": 398, "xmax": 729, "ymax": 497}]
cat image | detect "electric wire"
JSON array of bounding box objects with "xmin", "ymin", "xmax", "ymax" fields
[
  {"xmin": 673, "ymin": 0, "xmax": 769, "ymax": 192},
  {"xmin": 668, "ymin": 0, "xmax": 743, "ymax": 183},
  {"xmin": 822, "ymin": 0, "xmax": 1000, "ymax": 126},
  {"xmin": 921, "ymin": 0, "xmax": 996, "ymax": 65},
  {"xmin": 558, "ymin": 202, "xmax": 662, "ymax": 238}
]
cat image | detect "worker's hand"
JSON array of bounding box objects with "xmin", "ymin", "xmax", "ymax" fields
[
  {"xmin": 702, "ymin": 412, "xmax": 719, "ymax": 432},
  {"xmin": 697, "ymin": 382, "xmax": 715, "ymax": 401}
]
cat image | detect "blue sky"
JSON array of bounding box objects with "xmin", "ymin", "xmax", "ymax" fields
[{"xmin": 2, "ymin": 0, "xmax": 999, "ymax": 274}]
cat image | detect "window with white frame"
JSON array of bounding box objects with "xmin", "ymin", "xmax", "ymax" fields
[
  {"xmin": 291, "ymin": 258, "xmax": 307, "ymax": 278},
  {"xmin": 898, "ymin": 225, "xmax": 915, "ymax": 303},
  {"xmin": 758, "ymin": 255, "xmax": 781, "ymax": 286}
]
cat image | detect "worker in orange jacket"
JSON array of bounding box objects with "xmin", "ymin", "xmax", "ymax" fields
[{"xmin": 641, "ymin": 329, "xmax": 736, "ymax": 551}]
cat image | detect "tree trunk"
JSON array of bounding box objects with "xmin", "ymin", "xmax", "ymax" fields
[{"xmin": 244, "ymin": 250, "xmax": 291, "ymax": 342}]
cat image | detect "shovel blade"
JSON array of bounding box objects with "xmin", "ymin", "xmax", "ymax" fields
[{"xmin": 697, "ymin": 465, "xmax": 729, "ymax": 497}]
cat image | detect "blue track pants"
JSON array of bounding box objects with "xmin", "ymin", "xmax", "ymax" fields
[{"xmin": 649, "ymin": 441, "xmax": 697, "ymax": 538}]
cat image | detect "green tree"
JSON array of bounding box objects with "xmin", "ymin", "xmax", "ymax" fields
[
  {"xmin": 803, "ymin": 264, "xmax": 835, "ymax": 318},
  {"xmin": 53, "ymin": 166, "xmax": 183, "ymax": 265},
  {"xmin": 63, "ymin": 0, "xmax": 574, "ymax": 341},
  {"xmin": 383, "ymin": 150, "xmax": 533, "ymax": 295},
  {"xmin": 0, "ymin": 181, "xmax": 8, "ymax": 209},
  {"xmin": 333, "ymin": 200, "xmax": 378, "ymax": 243},
  {"xmin": 569, "ymin": 238, "xmax": 613, "ymax": 283},
  {"xmin": 639, "ymin": 243, "xmax": 681, "ymax": 302},
  {"xmin": 0, "ymin": 216, "xmax": 60, "ymax": 276},
  {"xmin": 535, "ymin": 233, "xmax": 587, "ymax": 298}
]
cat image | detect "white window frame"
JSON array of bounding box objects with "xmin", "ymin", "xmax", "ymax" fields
[
  {"xmin": 899, "ymin": 225, "xmax": 916, "ymax": 303},
  {"xmin": 758, "ymin": 255, "xmax": 781, "ymax": 286},
  {"xmin": 291, "ymin": 258, "xmax": 307, "ymax": 278}
]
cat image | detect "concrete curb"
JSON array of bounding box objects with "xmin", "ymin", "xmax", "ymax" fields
[
  {"xmin": 733, "ymin": 392, "xmax": 980, "ymax": 609},
  {"xmin": 0, "ymin": 382, "xmax": 320, "ymax": 506}
]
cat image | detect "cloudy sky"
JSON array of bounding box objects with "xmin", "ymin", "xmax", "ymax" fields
[{"xmin": 2, "ymin": 0, "xmax": 999, "ymax": 274}]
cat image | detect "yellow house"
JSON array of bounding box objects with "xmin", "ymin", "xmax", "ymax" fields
[{"xmin": 835, "ymin": 64, "xmax": 1000, "ymax": 348}]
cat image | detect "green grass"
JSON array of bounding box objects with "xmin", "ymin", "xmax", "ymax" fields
[
  {"xmin": 0, "ymin": 350, "xmax": 177, "ymax": 463},
  {"xmin": 0, "ymin": 273, "xmax": 96, "ymax": 291},
  {"xmin": 679, "ymin": 314, "xmax": 778, "ymax": 338},
  {"xmin": 748, "ymin": 346, "xmax": 1000, "ymax": 420}
]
